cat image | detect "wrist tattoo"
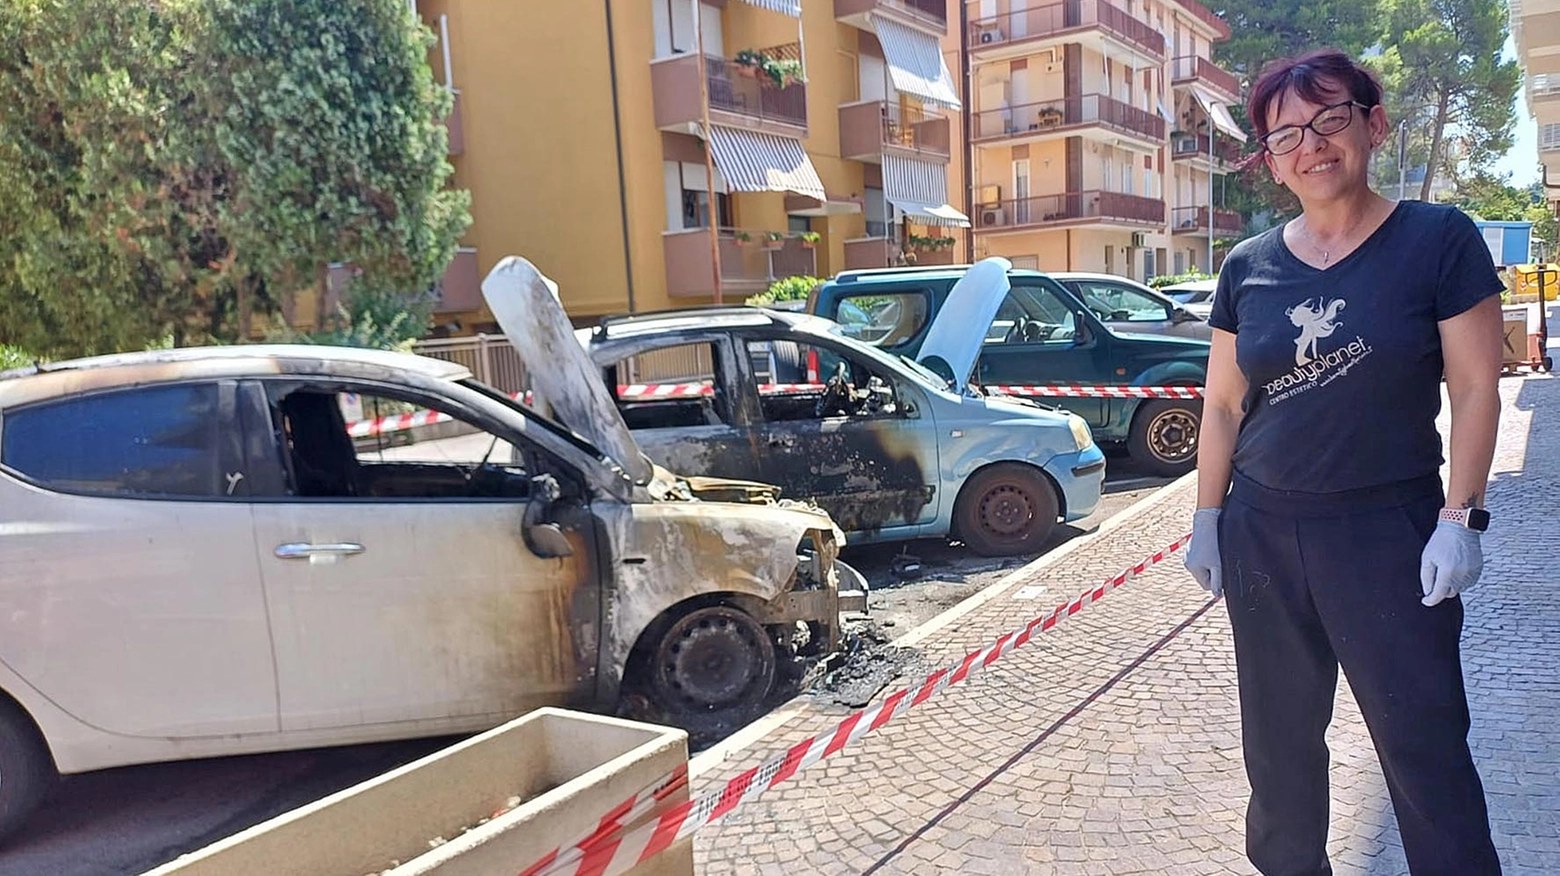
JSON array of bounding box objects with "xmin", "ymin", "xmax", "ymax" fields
[{"xmin": 1461, "ymin": 495, "xmax": 1483, "ymax": 510}]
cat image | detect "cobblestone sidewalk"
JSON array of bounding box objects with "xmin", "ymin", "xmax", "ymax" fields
[{"xmin": 689, "ymin": 374, "xmax": 1560, "ymax": 875}]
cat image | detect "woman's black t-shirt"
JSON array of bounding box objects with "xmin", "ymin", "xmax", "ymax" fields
[{"xmin": 1209, "ymin": 200, "xmax": 1503, "ymax": 494}]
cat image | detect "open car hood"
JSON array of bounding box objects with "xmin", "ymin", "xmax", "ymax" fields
[
  {"xmin": 915, "ymin": 256, "xmax": 1012, "ymax": 391},
  {"xmin": 480, "ymin": 257, "xmax": 655, "ymax": 485}
]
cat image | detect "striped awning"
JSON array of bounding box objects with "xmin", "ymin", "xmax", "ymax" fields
[
  {"xmin": 707, "ymin": 125, "xmax": 827, "ymax": 200},
  {"xmin": 883, "ymin": 154, "xmax": 970, "ymax": 227},
  {"xmin": 1192, "ymin": 87, "xmax": 1248, "ymax": 143},
  {"xmin": 732, "ymin": 0, "xmax": 801, "ymax": 16},
  {"xmin": 872, "ymin": 15, "xmax": 962, "ymax": 110}
]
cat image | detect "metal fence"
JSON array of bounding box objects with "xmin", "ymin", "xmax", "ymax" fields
[{"xmin": 412, "ymin": 333, "xmax": 715, "ymax": 392}]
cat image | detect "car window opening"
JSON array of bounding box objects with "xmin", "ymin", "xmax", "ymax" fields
[{"xmin": 274, "ymin": 389, "xmax": 531, "ymax": 500}]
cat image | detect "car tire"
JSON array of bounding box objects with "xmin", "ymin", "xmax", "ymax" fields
[
  {"xmin": 0, "ymin": 698, "xmax": 53, "ymax": 845},
  {"xmin": 648, "ymin": 606, "xmax": 776, "ymax": 719},
  {"xmin": 953, "ymin": 463, "xmax": 1060, "ymax": 557},
  {"xmin": 1128, "ymin": 398, "xmax": 1201, "ymax": 478}
]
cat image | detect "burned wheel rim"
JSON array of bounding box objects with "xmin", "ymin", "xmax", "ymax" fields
[
  {"xmin": 651, "ymin": 607, "xmax": 775, "ymax": 713},
  {"xmin": 1146, "ymin": 406, "xmax": 1198, "ymax": 464},
  {"xmin": 976, "ymin": 481, "xmax": 1037, "ymax": 543}
]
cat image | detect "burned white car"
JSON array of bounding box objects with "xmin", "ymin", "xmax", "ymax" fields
[{"xmin": 0, "ymin": 257, "xmax": 859, "ymax": 841}]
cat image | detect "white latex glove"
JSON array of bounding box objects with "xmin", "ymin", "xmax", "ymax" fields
[
  {"xmin": 1420, "ymin": 521, "xmax": 1484, "ymax": 607},
  {"xmin": 1184, "ymin": 508, "xmax": 1223, "ymax": 598}
]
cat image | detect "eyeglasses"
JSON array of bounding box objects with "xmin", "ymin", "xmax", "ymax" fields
[{"xmin": 1260, "ymin": 100, "xmax": 1373, "ymax": 156}]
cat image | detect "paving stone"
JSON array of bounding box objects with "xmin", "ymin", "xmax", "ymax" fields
[{"xmin": 690, "ymin": 375, "xmax": 1560, "ymax": 874}]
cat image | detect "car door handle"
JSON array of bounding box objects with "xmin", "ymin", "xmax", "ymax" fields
[{"xmin": 274, "ymin": 542, "xmax": 365, "ymax": 560}]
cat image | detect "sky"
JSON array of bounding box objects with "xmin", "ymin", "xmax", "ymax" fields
[{"xmin": 1493, "ymin": 34, "xmax": 1541, "ymax": 189}]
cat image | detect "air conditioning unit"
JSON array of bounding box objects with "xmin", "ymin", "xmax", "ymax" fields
[
  {"xmin": 978, "ymin": 185, "xmax": 1002, "ymax": 207},
  {"xmin": 980, "ymin": 28, "xmax": 1005, "ymax": 43},
  {"xmin": 1130, "ymin": 232, "xmax": 1147, "ymax": 247},
  {"xmin": 1174, "ymin": 135, "xmax": 1198, "ymax": 154},
  {"xmin": 982, "ymin": 207, "xmax": 1006, "ymax": 226}
]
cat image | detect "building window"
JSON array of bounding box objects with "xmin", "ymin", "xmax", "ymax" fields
[
  {"xmin": 1174, "ymin": 250, "xmax": 1185, "ymax": 274},
  {"xmin": 1105, "ymin": 245, "xmax": 1115, "ymax": 274},
  {"xmin": 1544, "ymin": 123, "xmax": 1560, "ymax": 151},
  {"xmin": 865, "ymin": 186, "xmax": 887, "ymax": 237},
  {"xmin": 666, "ymin": 161, "xmax": 731, "ymax": 230}
]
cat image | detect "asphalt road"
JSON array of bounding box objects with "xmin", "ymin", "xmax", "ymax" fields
[{"xmin": 0, "ymin": 457, "xmax": 1174, "ymax": 876}]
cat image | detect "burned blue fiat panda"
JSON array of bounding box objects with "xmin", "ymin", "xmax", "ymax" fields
[{"xmin": 579, "ymin": 260, "xmax": 1106, "ymax": 556}]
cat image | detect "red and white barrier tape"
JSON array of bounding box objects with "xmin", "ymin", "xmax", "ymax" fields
[
  {"xmin": 344, "ymin": 390, "xmax": 533, "ymax": 438},
  {"xmin": 989, "ymin": 384, "xmax": 1204, "ymax": 400},
  {"xmin": 614, "ymin": 383, "xmax": 823, "ymax": 399},
  {"xmin": 521, "ymin": 533, "xmax": 1194, "ymax": 876}
]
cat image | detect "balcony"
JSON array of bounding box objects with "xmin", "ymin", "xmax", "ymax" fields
[
  {"xmin": 1170, "ymin": 55, "xmax": 1240, "ymax": 103},
  {"xmin": 443, "ymin": 88, "xmax": 465, "ymax": 157},
  {"xmin": 662, "ymin": 228, "xmax": 818, "ymax": 298},
  {"xmin": 651, "ymin": 50, "xmax": 809, "ymax": 139},
  {"xmin": 973, "ymin": 94, "xmax": 1164, "ymax": 148},
  {"xmin": 845, "ymin": 236, "xmax": 900, "ymax": 270},
  {"xmin": 968, "ymin": 0, "xmax": 1164, "ymax": 65},
  {"xmin": 836, "ymin": 0, "xmax": 948, "ymax": 36},
  {"xmin": 1170, "ymin": 132, "xmax": 1243, "ymax": 169},
  {"xmin": 839, "ymin": 101, "xmax": 951, "ymax": 162},
  {"xmin": 974, "ymin": 191, "xmax": 1164, "ymax": 232},
  {"xmin": 1170, "ymin": 205, "xmax": 1242, "ymax": 237}
]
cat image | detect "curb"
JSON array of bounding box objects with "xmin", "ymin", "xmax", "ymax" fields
[{"xmin": 689, "ymin": 468, "xmax": 1199, "ymax": 779}]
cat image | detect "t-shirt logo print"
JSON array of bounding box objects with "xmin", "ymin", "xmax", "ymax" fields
[{"xmin": 1286, "ymin": 297, "xmax": 1347, "ymax": 366}]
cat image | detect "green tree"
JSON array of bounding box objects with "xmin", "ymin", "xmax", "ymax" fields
[
  {"xmin": 0, "ymin": 0, "xmax": 469, "ymax": 359},
  {"xmin": 1209, "ymin": 0, "xmax": 1384, "ymax": 84},
  {"xmin": 1380, "ymin": 0, "xmax": 1519, "ymax": 201}
]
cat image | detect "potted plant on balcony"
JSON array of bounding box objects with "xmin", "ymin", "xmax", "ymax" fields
[
  {"xmin": 763, "ymin": 230, "xmax": 787, "ymax": 250},
  {"xmin": 733, "ymin": 230, "xmax": 754, "ymax": 247},
  {"xmin": 798, "ymin": 231, "xmax": 821, "ymax": 249},
  {"xmin": 733, "ymin": 50, "xmax": 767, "ymax": 78}
]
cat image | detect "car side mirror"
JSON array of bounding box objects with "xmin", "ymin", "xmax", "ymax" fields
[
  {"xmin": 1172, "ymin": 308, "xmax": 1200, "ymax": 323},
  {"xmin": 523, "ymin": 473, "xmax": 575, "ymax": 559},
  {"xmin": 1074, "ymin": 321, "xmax": 1095, "ymax": 345}
]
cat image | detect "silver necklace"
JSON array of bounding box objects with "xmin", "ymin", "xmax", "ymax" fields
[{"xmin": 1300, "ymin": 210, "xmax": 1371, "ymax": 266}]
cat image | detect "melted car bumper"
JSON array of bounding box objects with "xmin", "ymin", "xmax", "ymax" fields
[{"xmin": 1048, "ymin": 444, "xmax": 1107, "ymax": 521}]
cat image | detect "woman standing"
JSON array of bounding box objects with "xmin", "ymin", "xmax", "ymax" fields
[{"xmin": 1182, "ymin": 50, "xmax": 1505, "ymax": 875}]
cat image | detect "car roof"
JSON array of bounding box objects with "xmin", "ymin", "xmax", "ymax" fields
[
  {"xmin": 0, "ymin": 344, "xmax": 471, "ymax": 408},
  {"xmin": 1048, "ymin": 271, "xmax": 1141, "ymax": 283},
  {"xmin": 587, "ymin": 305, "xmax": 840, "ymax": 341},
  {"xmin": 825, "ymin": 264, "xmax": 1052, "ymax": 288}
]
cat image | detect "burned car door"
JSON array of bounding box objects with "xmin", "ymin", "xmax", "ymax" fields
[
  {"xmin": 742, "ymin": 334, "xmax": 940, "ymax": 536},
  {"xmin": 239, "ymin": 379, "xmax": 603, "ymax": 733},
  {"xmin": 599, "ymin": 337, "xmax": 766, "ymax": 482}
]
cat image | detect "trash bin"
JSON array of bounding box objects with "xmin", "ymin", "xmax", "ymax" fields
[{"xmin": 1511, "ymin": 263, "xmax": 1559, "ymax": 303}]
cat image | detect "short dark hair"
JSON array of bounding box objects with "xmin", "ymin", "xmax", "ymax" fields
[{"xmin": 1246, "ymin": 49, "xmax": 1383, "ymax": 145}]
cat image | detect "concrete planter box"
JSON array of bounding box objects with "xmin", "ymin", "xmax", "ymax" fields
[{"xmin": 144, "ymin": 709, "xmax": 693, "ymax": 876}]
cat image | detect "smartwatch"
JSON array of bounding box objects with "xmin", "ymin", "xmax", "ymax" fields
[{"xmin": 1439, "ymin": 507, "xmax": 1491, "ymax": 532}]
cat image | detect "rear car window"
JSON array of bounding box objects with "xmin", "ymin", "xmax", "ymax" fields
[
  {"xmin": 834, "ymin": 292, "xmax": 930, "ymax": 347},
  {"xmin": 1, "ymin": 383, "xmax": 223, "ymax": 498}
]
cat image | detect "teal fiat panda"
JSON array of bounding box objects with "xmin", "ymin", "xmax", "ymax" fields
[{"xmin": 807, "ymin": 258, "xmax": 1210, "ymax": 476}]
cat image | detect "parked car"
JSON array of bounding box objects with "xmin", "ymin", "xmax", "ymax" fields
[
  {"xmin": 579, "ymin": 259, "xmax": 1107, "ymax": 557},
  {"xmin": 0, "ymin": 257, "xmax": 859, "ymax": 841},
  {"xmin": 1048, "ymin": 272, "xmax": 1213, "ymax": 341},
  {"xmin": 1159, "ymin": 277, "xmax": 1219, "ymax": 321},
  {"xmin": 806, "ymin": 258, "xmax": 1211, "ymax": 477}
]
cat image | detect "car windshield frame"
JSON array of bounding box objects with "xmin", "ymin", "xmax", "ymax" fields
[
  {"xmin": 458, "ymin": 377, "xmax": 628, "ymax": 473},
  {"xmin": 804, "ymin": 322, "xmax": 958, "ymax": 393}
]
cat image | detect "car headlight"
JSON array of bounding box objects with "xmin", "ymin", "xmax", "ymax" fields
[{"xmin": 1068, "ymin": 414, "xmax": 1094, "ymax": 451}]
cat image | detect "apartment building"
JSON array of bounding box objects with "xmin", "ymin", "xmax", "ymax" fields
[
  {"xmin": 405, "ymin": 0, "xmax": 969, "ymax": 332},
  {"xmin": 1512, "ymin": 0, "xmax": 1560, "ymax": 216},
  {"xmin": 962, "ymin": 0, "xmax": 1243, "ymax": 280}
]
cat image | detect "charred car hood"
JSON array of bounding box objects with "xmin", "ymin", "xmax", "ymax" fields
[
  {"xmin": 915, "ymin": 256, "xmax": 1012, "ymax": 392},
  {"xmin": 481, "ymin": 257, "xmax": 655, "ymax": 485}
]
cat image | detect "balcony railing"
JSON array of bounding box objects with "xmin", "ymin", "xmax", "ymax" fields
[
  {"xmin": 1170, "ymin": 55, "xmax": 1240, "ymax": 99},
  {"xmin": 975, "ymin": 191, "xmax": 1164, "ymax": 229},
  {"xmin": 1171, "ymin": 205, "xmax": 1242, "ymax": 235},
  {"xmin": 973, "ymin": 94, "xmax": 1164, "ymax": 142},
  {"xmin": 663, "ymin": 228, "xmax": 818, "ymax": 297},
  {"xmin": 840, "ymin": 100, "xmax": 951, "ymax": 159},
  {"xmin": 835, "ymin": 0, "xmax": 948, "ymax": 33},
  {"xmin": 651, "ymin": 51, "xmax": 809, "ymax": 135},
  {"xmin": 1171, "ymin": 132, "xmax": 1244, "ymax": 165},
  {"xmin": 443, "ymin": 88, "xmax": 465, "ymax": 156},
  {"xmin": 968, "ymin": 0, "xmax": 1165, "ymax": 59}
]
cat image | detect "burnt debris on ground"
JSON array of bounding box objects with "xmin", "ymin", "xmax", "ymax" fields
[{"xmin": 807, "ymin": 620, "xmax": 930, "ymax": 709}]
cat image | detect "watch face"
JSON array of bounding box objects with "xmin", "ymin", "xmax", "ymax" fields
[{"xmin": 1469, "ymin": 509, "xmax": 1491, "ymax": 531}]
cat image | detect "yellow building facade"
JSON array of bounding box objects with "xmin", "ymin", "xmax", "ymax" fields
[
  {"xmin": 961, "ymin": 0, "xmax": 1243, "ymax": 281},
  {"xmin": 413, "ymin": 0, "xmax": 969, "ymax": 331}
]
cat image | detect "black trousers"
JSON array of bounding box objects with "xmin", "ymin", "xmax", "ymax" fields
[{"xmin": 1220, "ymin": 471, "xmax": 1501, "ymax": 876}]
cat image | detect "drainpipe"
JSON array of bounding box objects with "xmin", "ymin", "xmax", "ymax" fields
[
  {"xmin": 1207, "ymin": 121, "xmax": 1214, "ymax": 270},
  {"xmin": 960, "ymin": 0, "xmax": 975, "ymax": 264},
  {"xmin": 604, "ymin": 0, "xmax": 636, "ymax": 311},
  {"xmin": 695, "ymin": 1, "xmax": 723, "ymax": 302}
]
